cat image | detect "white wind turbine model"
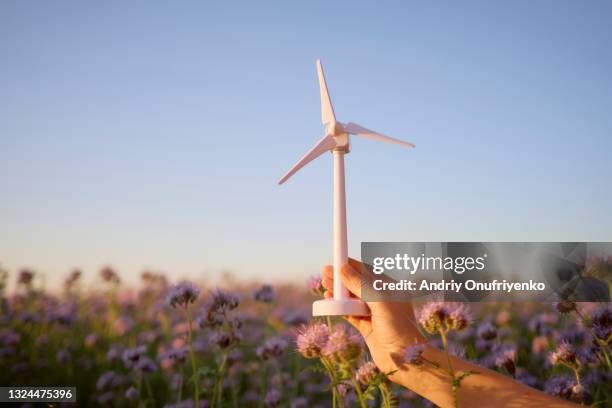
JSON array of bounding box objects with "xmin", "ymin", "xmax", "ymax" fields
[{"xmin": 278, "ymin": 60, "xmax": 415, "ymax": 316}]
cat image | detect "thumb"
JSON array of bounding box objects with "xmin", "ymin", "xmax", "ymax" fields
[
  {"xmin": 339, "ymin": 263, "xmax": 364, "ymax": 297},
  {"xmin": 340, "ymin": 261, "xmax": 402, "ymax": 318}
]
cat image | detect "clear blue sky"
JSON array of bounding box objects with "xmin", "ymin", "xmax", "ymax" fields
[{"xmin": 1, "ymin": 1, "xmax": 611, "ymax": 289}]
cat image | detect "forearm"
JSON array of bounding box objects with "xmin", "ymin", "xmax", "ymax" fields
[{"xmin": 388, "ymin": 346, "xmax": 577, "ymax": 408}]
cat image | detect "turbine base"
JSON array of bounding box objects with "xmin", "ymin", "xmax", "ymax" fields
[{"xmin": 312, "ymin": 299, "xmax": 370, "ymax": 316}]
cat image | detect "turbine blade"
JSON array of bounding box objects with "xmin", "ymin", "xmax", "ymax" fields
[
  {"xmin": 344, "ymin": 122, "xmax": 415, "ymax": 149},
  {"xmin": 316, "ymin": 59, "xmax": 336, "ymax": 124},
  {"xmin": 278, "ymin": 135, "xmax": 337, "ymax": 184}
]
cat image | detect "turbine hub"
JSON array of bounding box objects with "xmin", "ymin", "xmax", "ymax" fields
[{"xmin": 328, "ymin": 121, "xmax": 345, "ymax": 136}]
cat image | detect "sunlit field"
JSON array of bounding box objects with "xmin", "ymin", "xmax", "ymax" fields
[{"xmin": 1, "ymin": 264, "xmax": 610, "ymax": 407}]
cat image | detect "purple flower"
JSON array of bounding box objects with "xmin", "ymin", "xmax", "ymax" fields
[
  {"xmin": 308, "ymin": 276, "xmax": 324, "ymax": 296},
  {"xmin": 56, "ymin": 349, "xmax": 71, "ymax": 364},
  {"xmin": 404, "ymin": 344, "xmax": 425, "ymax": 365},
  {"xmin": 100, "ymin": 266, "xmax": 120, "ymax": 283},
  {"xmin": 168, "ymin": 281, "xmax": 200, "ymax": 308},
  {"xmin": 97, "ymin": 371, "xmax": 117, "ymax": 391},
  {"xmin": 544, "ymin": 375, "xmax": 575, "ymax": 399},
  {"xmin": 554, "ymin": 328, "xmax": 586, "ymax": 344},
  {"xmin": 492, "ymin": 344, "xmax": 516, "ymax": 376},
  {"xmin": 550, "ymin": 341, "xmax": 579, "ymax": 368},
  {"xmin": 282, "ymin": 310, "xmax": 309, "ymax": 327},
  {"xmin": 18, "ymin": 269, "xmax": 34, "ymax": 285},
  {"xmin": 253, "ymin": 284, "xmax": 275, "ymax": 303},
  {"xmin": 210, "ymin": 332, "xmax": 232, "ymax": 349},
  {"xmin": 592, "ymin": 324, "xmax": 611, "ymax": 343},
  {"xmin": 417, "ymin": 302, "xmax": 446, "ymax": 334},
  {"xmin": 207, "ymin": 290, "xmax": 239, "ymax": 311},
  {"xmin": 590, "ymin": 305, "xmax": 611, "ymax": 342},
  {"xmin": 336, "ymin": 381, "xmax": 351, "ymax": 397},
  {"xmin": 257, "ymin": 336, "xmax": 288, "ymax": 360},
  {"xmin": 417, "ymin": 302, "xmax": 472, "ymax": 334},
  {"xmin": 135, "ymin": 357, "xmax": 158, "ymax": 373},
  {"xmin": 159, "ymin": 346, "xmax": 189, "ymax": 367},
  {"xmin": 295, "ymin": 323, "xmax": 330, "ymax": 359},
  {"xmin": 576, "ymin": 346, "xmax": 598, "ymax": 365},
  {"xmin": 553, "ymin": 300, "xmax": 576, "ymax": 314},
  {"xmin": 477, "ymin": 321, "xmax": 497, "ymax": 340},
  {"xmin": 264, "ymin": 388, "xmax": 281, "ymax": 407},
  {"xmin": 122, "ymin": 345, "xmax": 147, "ymax": 367},
  {"xmin": 446, "ymin": 303, "xmax": 472, "ymax": 331},
  {"xmin": 356, "ymin": 361, "xmax": 380, "ymax": 385},
  {"xmin": 321, "ymin": 326, "xmax": 362, "ymax": 363},
  {"xmin": 475, "ymin": 338, "xmax": 493, "ymax": 353}
]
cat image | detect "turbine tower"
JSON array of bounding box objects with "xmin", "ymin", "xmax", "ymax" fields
[{"xmin": 278, "ymin": 60, "xmax": 415, "ymax": 316}]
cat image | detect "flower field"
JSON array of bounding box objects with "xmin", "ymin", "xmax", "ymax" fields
[{"xmin": 0, "ymin": 266, "xmax": 610, "ymax": 407}]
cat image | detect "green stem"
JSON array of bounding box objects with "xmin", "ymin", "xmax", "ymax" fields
[
  {"xmin": 332, "ymin": 387, "xmax": 337, "ymax": 408},
  {"xmin": 351, "ymin": 377, "xmax": 367, "ymax": 408},
  {"xmin": 290, "ymin": 353, "xmax": 302, "ymax": 401},
  {"xmin": 177, "ymin": 367, "xmax": 183, "ymax": 402},
  {"xmin": 258, "ymin": 363, "xmax": 268, "ymax": 408},
  {"xmin": 216, "ymin": 353, "xmax": 228, "ymax": 407},
  {"xmin": 145, "ymin": 377, "xmax": 154, "ymax": 404},
  {"xmin": 321, "ymin": 358, "xmax": 342, "ymax": 408},
  {"xmin": 137, "ymin": 375, "xmax": 143, "ymax": 407},
  {"xmin": 379, "ymin": 384, "xmax": 389, "ymax": 408},
  {"xmin": 185, "ymin": 305, "xmax": 200, "ymax": 408},
  {"xmin": 440, "ymin": 328, "xmax": 459, "ymax": 408}
]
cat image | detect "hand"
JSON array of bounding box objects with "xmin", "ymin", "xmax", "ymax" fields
[{"xmin": 321, "ymin": 258, "xmax": 425, "ymax": 374}]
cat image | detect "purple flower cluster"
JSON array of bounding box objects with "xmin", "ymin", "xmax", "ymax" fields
[
  {"xmin": 355, "ymin": 361, "xmax": 380, "ymax": 385},
  {"xmin": 307, "ymin": 276, "xmax": 324, "ymax": 296},
  {"xmin": 167, "ymin": 281, "xmax": 200, "ymax": 309},
  {"xmin": 590, "ymin": 304, "xmax": 611, "ymax": 342},
  {"xmin": 476, "ymin": 321, "xmax": 497, "ymax": 341},
  {"xmin": 17, "ymin": 269, "xmax": 34, "ymax": 285},
  {"xmin": 417, "ymin": 302, "xmax": 472, "ymax": 334},
  {"xmin": 295, "ymin": 323, "xmax": 330, "ymax": 359},
  {"xmin": 253, "ymin": 284, "xmax": 275, "ymax": 303},
  {"xmin": 321, "ymin": 325, "xmax": 362, "ymax": 364},
  {"xmin": 404, "ymin": 343, "xmax": 425, "ymax": 366},
  {"xmin": 122, "ymin": 345, "xmax": 147, "ymax": 367},
  {"xmin": 549, "ymin": 341, "xmax": 579, "ymax": 368},
  {"xmin": 100, "ymin": 266, "xmax": 120, "ymax": 284},
  {"xmin": 257, "ymin": 336, "xmax": 288, "ymax": 360}
]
